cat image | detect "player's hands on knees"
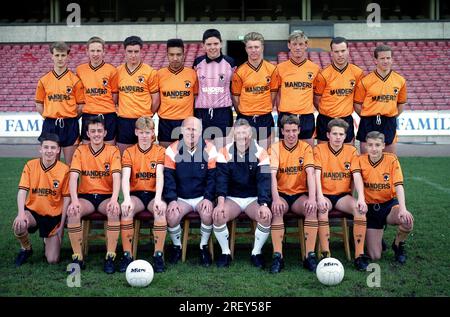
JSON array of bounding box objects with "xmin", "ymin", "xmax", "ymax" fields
[
  {"xmin": 167, "ymin": 201, "xmax": 180, "ymax": 218},
  {"xmin": 153, "ymin": 199, "xmax": 166, "ymax": 217},
  {"xmin": 12, "ymin": 213, "xmax": 28, "ymax": 232},
  {"xmin": 304, "ymin": 198, "xmax": 317, "ymax": 216},
  {"xmin": 121, "ymin": 199, "xmax": 134, "ymax": 218},
  {"xmin": 199, "ymin": 199, "xmax": 213, "ymax": 215},
  {"xmin": 271, "ymin": 197, "xmax": 286, "ymax": 217},
  {"xmin": 212, "ymin": 204, "xmax": 226, "ymax": 222},
  {"xmin": 68, "ymin": 201, "xmax": 81, "ymax": 218},
  {"xmin": 258, "ymin": 205, "xmax": 272, "ymax": 221},
  {"xmin": 398, "ymin": 208, "xmax": 414, "ymax": 227},
  {"xmin": 317, "ymin": 196, "xmax": 330, "ymax": 214},
  {"xmin": 107, "ymin": 200, "xmax": 120, "ymax": 217},
  {"xmin": 357, "ymin": 199, "xmax": 368, "ymax": 214}
]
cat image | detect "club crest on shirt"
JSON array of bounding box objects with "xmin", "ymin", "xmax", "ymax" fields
[
  {"xmin": 393, "ymin": 87, "xmax": 399, "ymax": 96},
  {"xmin": 350, "ymin": 79, "xmax": 356, "ymax": 87},
  {"xmin": 219, "ymin": 74, "xmax": 225, "ymax": 81},
  {"xmin": 383, "ymin": 173, "xmax": 390, "ymax": 182},
  {"xmin": 53, "ymin": 180, "xmax": 59, "ymax": 188},
  {"xmin": 344, "ymin": 162, "xmax": 351, "ymax": 170},
  {"xmin": 307, "ymin": 72, "xmax": 314, "ymax": 80},
  {"xmin": 102, "ymin": 78, "xmax": 108, "ymax": 86},
  {"xmin": 150, "ymin": 162, "xmax": 157, "ymax": 169},
  {"xmin": 299, "ymin": 157, "xmax": 304, "ymax": 165},
  {"xmin": 137, "ymin": 76, "xmax": 145, "ymax": 84},
  {"xmin": 66, "ymin": 86, "xmax": 73, "ymax": 94},
  {"xmin": 104, "ymin": 163, "xmax": 110, "ymax": 172},
  {"xmin": 185, "ymin": 80, "xmax": 192, "ymax": 88}
]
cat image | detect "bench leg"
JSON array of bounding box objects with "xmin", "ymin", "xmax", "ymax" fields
[
  {"xmin": 132, "ymin": 219, "xmax": 140, "ymax": 259},
  {"xmin": 229, "ymin": 220, "xmax": 236, "ymax": 259},
  {"xmin": 298, "ymin": 218, "xmax": 306, "ymax": 260},
  {"xmin": 81, "ymin": 219, "xmax": 90, "ymax": 258},
  {"xmin": 342, "ymin": 218, "xmax": 351, "ymax": 261},
  {"xmin": 182, "ymin": 219, "xmax": 190, "ymax": 262}
]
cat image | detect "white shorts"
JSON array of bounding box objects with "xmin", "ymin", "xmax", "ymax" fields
[
  {"xmin": 227, "ymin": 196, "xmax": 258, "ymax": 211},
  {"xmin": 178, "ymin": 196, "xmax": 204, "ymax": 211}
]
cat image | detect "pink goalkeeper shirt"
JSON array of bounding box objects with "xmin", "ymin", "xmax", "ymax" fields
[{"xmin": 193, "ymin": 54, "xmax": 236, "ymax": 109}]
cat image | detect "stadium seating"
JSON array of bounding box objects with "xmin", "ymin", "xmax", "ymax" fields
[{"xmin": 0, "ymin": 40, "xmax": 448, "ymax": 111}]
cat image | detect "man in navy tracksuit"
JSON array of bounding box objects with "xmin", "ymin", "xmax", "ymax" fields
[
  {"xmin": 213, "ymin": 118, "xmax": 272, "ymax": 268},
  {"xmin": 164, "ymin": 117, "xmax": 218, "ymax": 267}
]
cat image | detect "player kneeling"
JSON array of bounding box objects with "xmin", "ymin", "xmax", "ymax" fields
[
  {"xmin": 120, "ymin": 117, "xmax": 167, "ymax": 273},
  {"xmin": 360, "ymin": 131, "xmax": 414, "ymax": 264},
  {"xmin": 13, "ymin": 133, "xmax": 70, "ymax": 266}
]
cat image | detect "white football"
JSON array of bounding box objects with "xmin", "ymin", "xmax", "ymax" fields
[
  {"xmin": 125, "ymin": 259, "xmax": 154, "ymax": 287},
  {"xmin": 316, "ymin": 257, "xmax": 345, "ymax": 286}
]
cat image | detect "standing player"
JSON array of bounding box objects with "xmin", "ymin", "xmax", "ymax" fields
[
  {"xmin": 231, "ymin": 32, "xmax": 278, "ymax": 148},
  {"xmin": 13, "ymin": 133, "xmax": 70, "ymax": 266},
  {"xmin": 120, "ymin": 116, "xmax": 167, "ymax": 273},
  {"xmin": 314, "ymin": 37, "xmax": 364, "ymax": 144},
  {"xmin": 76, "ymin": 36, "xmax": 119, "ymax": 145},
  {"xmin": 213, "ymin": 119, "xmax": 272, "ymax": 269},
  {"xmin": 269, "ymin": 115, "xmax": 318, "ymax": 273},
  {"xmin": 116, "ymin": 36, "xmax": 159, "ymax": 153},
  {"xmin": 314, "ymin": 118, "xmax": 370, "ymax": 270},
  {"xmin": 354, "ymin": 45, "xmax": 407, "ymax": 154},
  {"xmin": 163, "ymin": 117, "xmax": 217, "ymax": 267},
  {"xmin": 274, "ymin": 30, "xmax": 320, "ymax": 146},
  {"xmin": 194, "ymin": 29, "xmax": 236, "ymax": 149},
  {"xmin": 66, "ymin": 117, "xmax": 121, "ymax": 274},
  {"xmin": 359, "ymin": 131, "xmax": 414, "ymax": 264},
  {"xmin": 156, "ymin": 39, "xmax": 198, "ymax": 148},
  {"xmin": 35, "ymin": 41, "xmax": 85, "ymax": 165}
]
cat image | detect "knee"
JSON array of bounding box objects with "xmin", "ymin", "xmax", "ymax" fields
[
  {"xmin": 213, "ymin": 214, "xmax": 228, "ymax": 227},
  {"xmin": 354, "ymin": 213, "xmax": 366, "ymax": 221},
  {"xmin": 271, "ymin": 215, "xmax": 284, "ymax": 225},
  {"xmin": 199, "ymin": 212, "xmax": 213, "ymax": 226},
  {"xmin": 258, "ymin": 215, "xmax": 272, "ymax": 227}
]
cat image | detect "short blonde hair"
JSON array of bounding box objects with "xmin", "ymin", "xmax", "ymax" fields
[
  {"xmin": 87, "ymin": 36, "xmax": 105, "ymax": 49},
  {"xmin": 366, "ymin": 131, "xmax": 385, "ymax": 143},
  {"xmin": 135, "ymin": 116, "xmax": 154, "ymax": 130},
  {"xmin": 288, "ymin": 30, "xmax": 308, "ymax": 43},
  {"xmin": 243, "ymin": 32, "xmax": 264, "ymax": 45}
]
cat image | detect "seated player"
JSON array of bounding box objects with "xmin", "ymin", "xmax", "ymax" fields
[
  {"xmin": 314, "ymin": 118, "xmax": 370, "ymax": 270},
  {"xmin": 13, "ymin": 133, "xmax": 70, "ymax": 266},
  {"xmin": 120, "ymin": 117, "xmax": 167, "ymax": 273},
  {"xmin": 359, "ymin": 131, "xmax": 414, "ymax": 264},
  {"xmin": 164, "ymin": 117, "xmax": 217, "ymax": 267},
  {"xmin": 269, "ymin": 114, "xmax": 318, "ymax": 273},
  {"xmin": 67, "ymin": 116, "xmax": 121, "ymax": 274},
  {"xmin": 213, "ymin": 119, "xmax": 272, "ymax": 269}
]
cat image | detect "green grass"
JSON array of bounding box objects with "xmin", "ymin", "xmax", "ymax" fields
[{"xmin": 1, "ymin": 157, "xmax": 449, "ymax": 297}]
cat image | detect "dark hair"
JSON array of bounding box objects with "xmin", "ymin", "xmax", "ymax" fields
[
  {"xmin": 167, "ymin": 38, "xmax": 184, "ymax": 52},
  {"xmin": 50, "ymin": 41, "xmax": 70, "ymax": 54},
  {"xmin": 86, "ymin": 116, "xmax": 105, "ymax": 128},
  {"xmin": 327, "ymin": 118, "xmax": 349, "ymax": 133},
  {"xmin": 39, "ymin": 133, "xmax": 60, "ymax": 145},
  {"xmin": 330, "ymin": 37, "xmax": 348, "ymax": 49},
  {"xmin": 374, "ymin": 45, "xmax": 392, "ymax": 59},
  {"xmin": 123, "ymin": 36, "xmax": 143, "ymax": 49},
  {"xmin": 202, "ymin": 29, "xmax": 222, "ymax": 42},
  {"xmin": 280, "ymin": 114, "xmax": 300, "ymax": 128}
]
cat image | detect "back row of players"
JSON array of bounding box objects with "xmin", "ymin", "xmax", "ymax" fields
[{"xmin": 13, "ymin": 29, "xmax": 413, "ymax": 274}]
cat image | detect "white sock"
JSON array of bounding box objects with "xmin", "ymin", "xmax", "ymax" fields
[
  {"xmin": 252, "ymin": 223, "xmax": 271, "ymax": 255},
  {"xmin": 168, "ymin": 224, "xmax": 182, "ymax": 247},
  {"xmin": 213, "ymin": 224, "xmax": 230, "ymax": 255},
  {"xmin": 200, "ymin": 223, "xmax": 212, "ymax": 249}
]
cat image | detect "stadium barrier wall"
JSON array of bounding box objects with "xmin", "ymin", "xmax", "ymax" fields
[{"xmin": 1, "ymin": 111, "xmax": 449, "ymax": 139}]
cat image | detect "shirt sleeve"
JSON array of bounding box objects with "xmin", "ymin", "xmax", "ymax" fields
[
  {"xmin": 18, "ymin": 163, "xmax": 31, "ymax": 191},
  {"xmin": 70, "ymin": 148, "xmax": 82, "ymax": 174},
  {"xmin": 313, "ymin": 146, "xmax": 322, "ymax": 170},
  {"xmin": 314, "ymin": 71, "xmax": 326, "ymax": 96},
  {"xmin": 74, "ymin": 79, "xmax": 85, "ymax": 104},
  {"xmin": 397, "ymin": 81, "xmax": 407, "ymax": 104},
  {"xmin": 148, "ymin": 69, "xmax": 159, "ymax": 94},
  {"xmin": 231, "ymin": 71, "xmax": 242, "ymax": 96},
  {"xmin": 304, "ymin": 144, "xmax": 315, "ymax": 169},
  {"xmin": 35, "ymin": 79, "xmax": 45, "ymax": 104},
  {"xmin": 392, "ymin": 157, "xmax": 404, "ymax": 187},
  {"xmin": 111, "ymin": 147, "xmax": 122, "ymax": 174},
  {"xmin": 110, "ymin": 68, "xmax": 119, "ymax": 93},
  {"xmin": 122, "ymin": 149, "xmax": 132, "ymax": 168},
  {"xmin": 353, "ymin": 78, "xmax": 366, "ymax": 104}
]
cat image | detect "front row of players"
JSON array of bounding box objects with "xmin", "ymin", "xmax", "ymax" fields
[{"xmin": 13, "ymin": 115, "xmax": 414, "ymax": 274}]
